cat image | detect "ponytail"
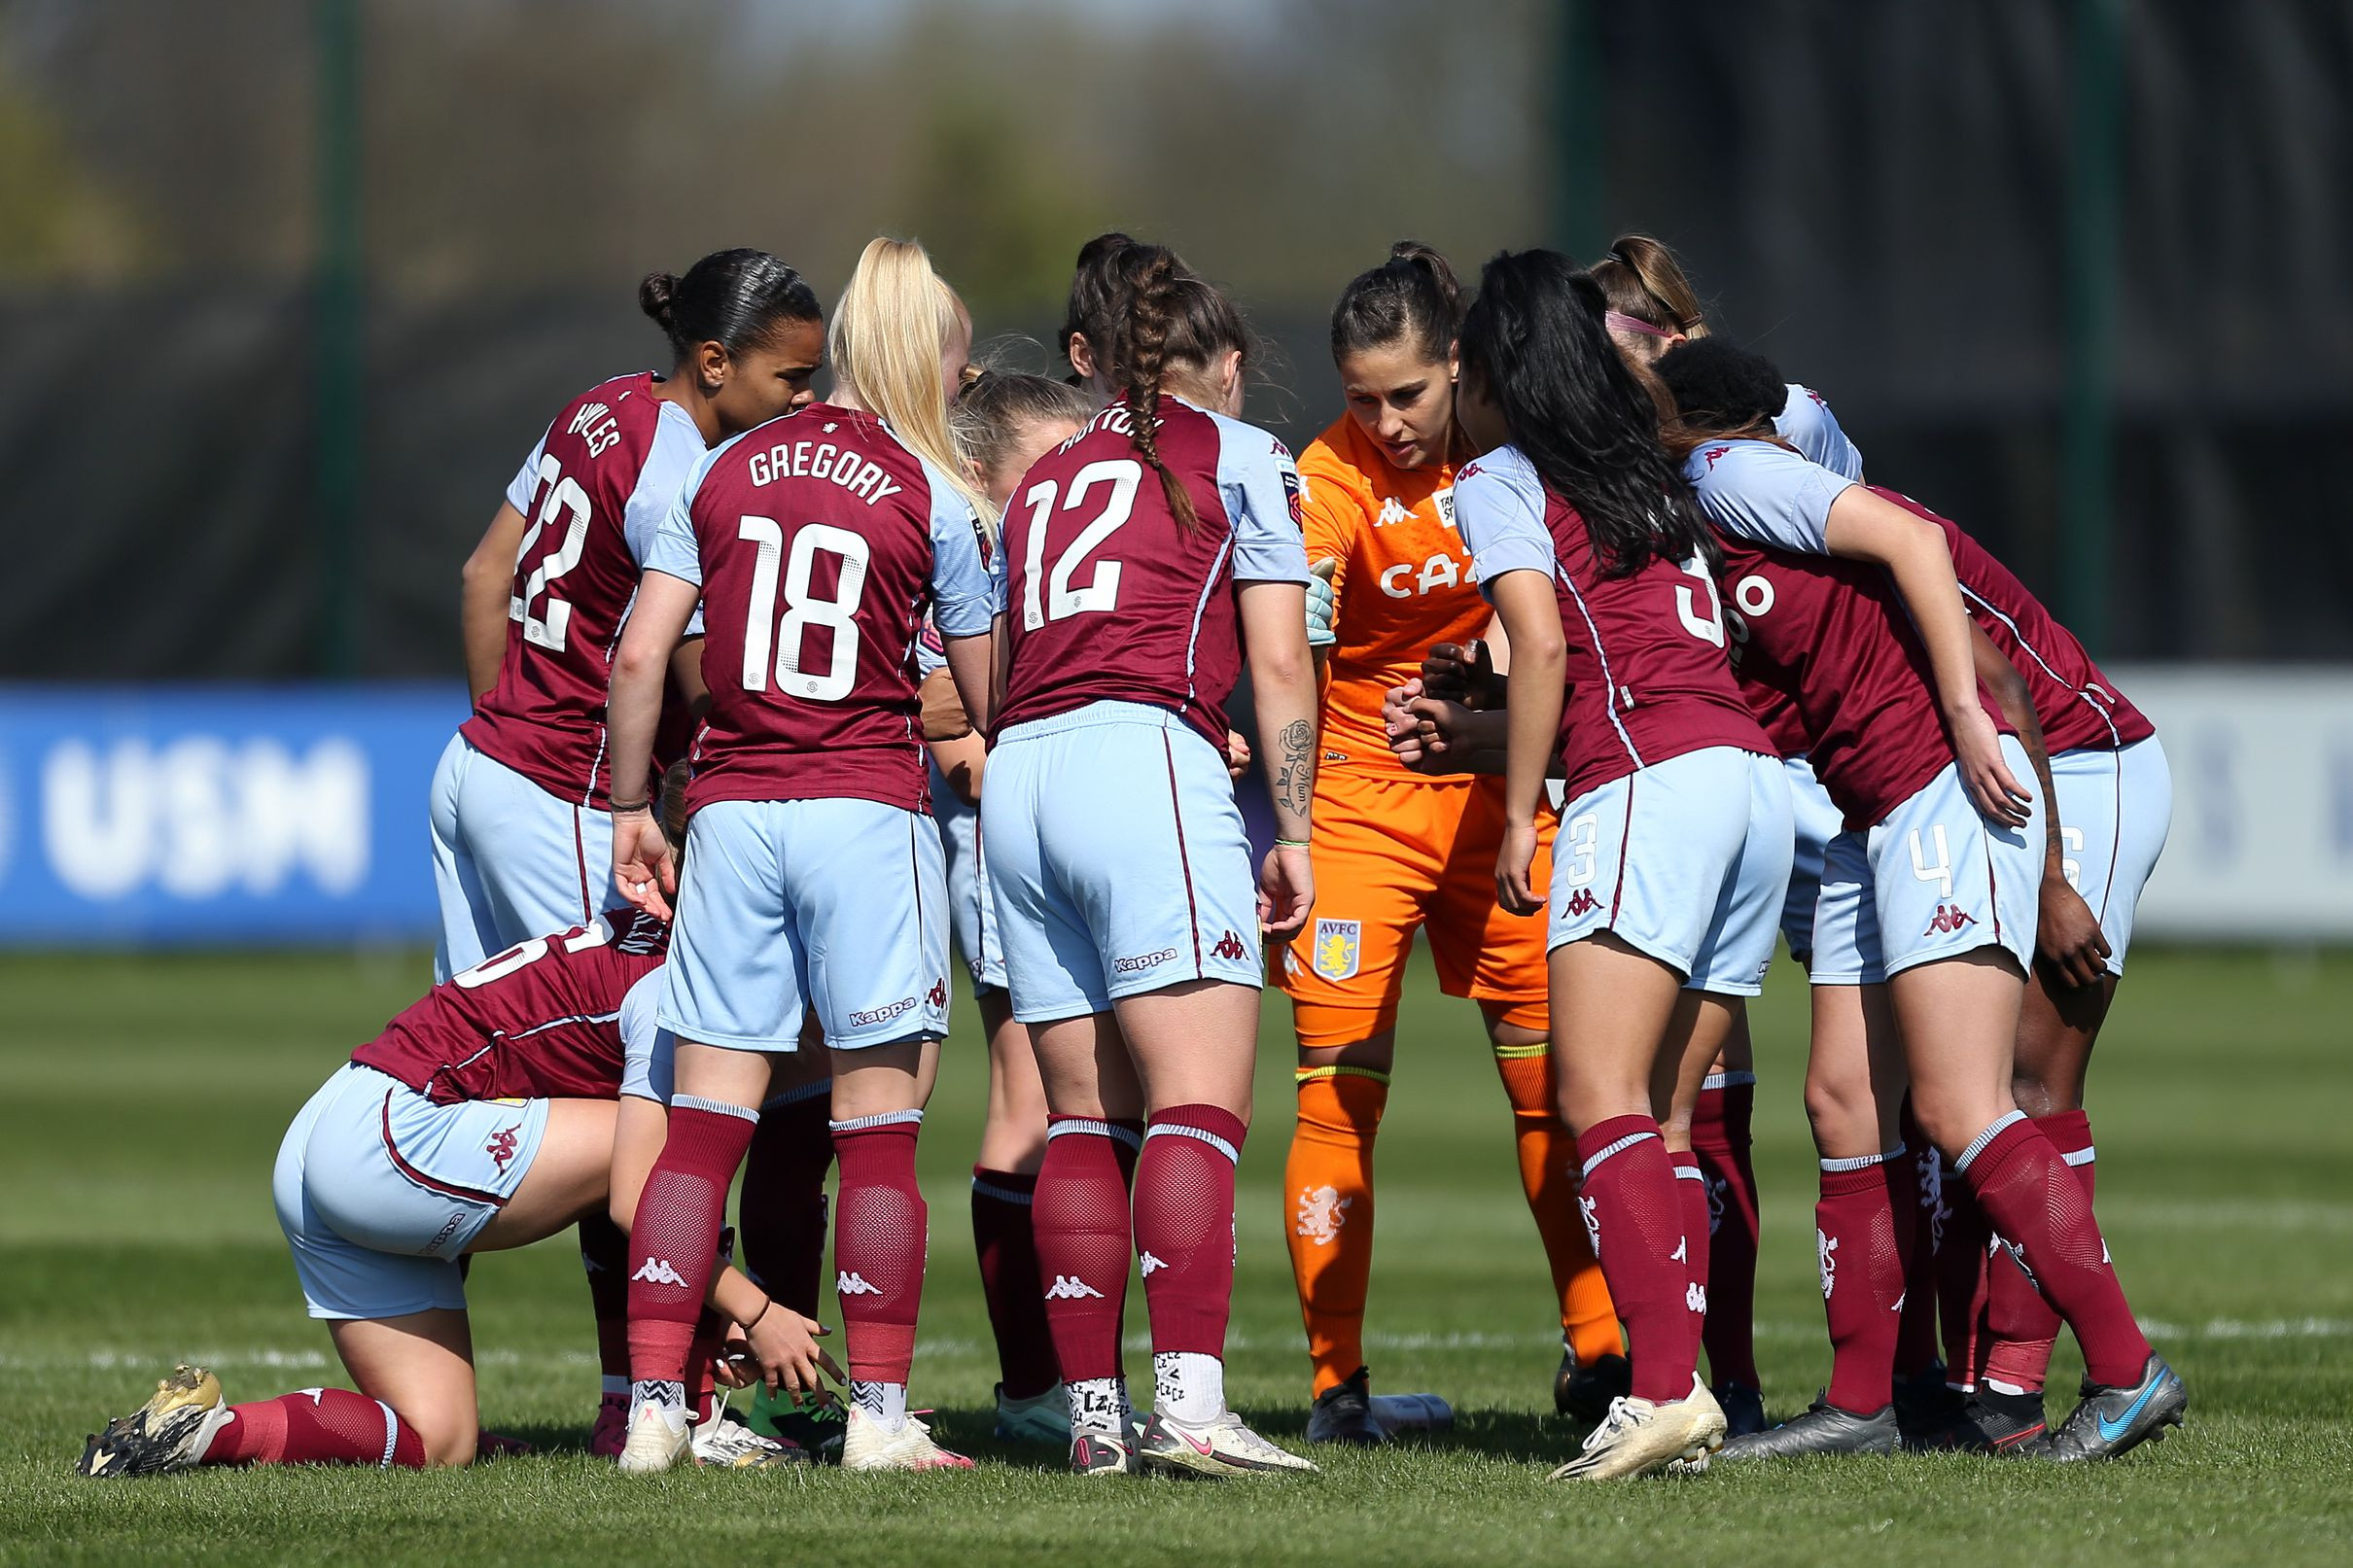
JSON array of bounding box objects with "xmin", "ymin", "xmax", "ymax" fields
[
  {"xmin": 1589, "ymin": 233, "xmax": 1709, "ymax": 338},
  {"xmin": 828, "ymin": 237, "xmax": 997, "ymax": 540},
  {"xmin": 1093, "ymin": 243, "xmax": 1255, "ymax": 537},
  {"xmin": 1330, "ymin": 240, "xmax": 1463, "ymax": 366}
]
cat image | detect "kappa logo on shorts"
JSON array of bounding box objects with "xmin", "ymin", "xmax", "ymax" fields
[
  {"xmin": 848, "ymin": 994, "xmax": 918, "ymax": 1028},
  {"xmin": 1923, "ymin": 901, "xmax": 1979, "ymax": 936},
  {"xmin": 426, "ymin": 1213, "xmax": 466, "ymax": 1256},
  {"xmin": 1312, "ymin": 919, "xmax": 1360, "ymax": 980},
  {"xmin": 483, "ymin": 1123, "xmax": 521, "ymax": 1172},
  {"xmin": 1563, "ymin": 889, "xmax": 1600, "ymax": 918},
  {"xmin": 927, "ymin": 979, "xmax": 948, "ymax": 1010},
  {"xmin": 1212, "ymin": 929, "xmax": 1249, "ymax": 961},
  {"xmin": 1112, "ymin": 947, "xmax": 1178, "ymax": 975}
]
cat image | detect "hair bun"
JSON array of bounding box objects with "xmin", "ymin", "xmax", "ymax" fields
[{"xmin": 638, "ymin": 271, "xmax": 679, "ymax": 326}]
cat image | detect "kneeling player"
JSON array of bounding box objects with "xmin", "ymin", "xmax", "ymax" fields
[{"xmin": 77, "ymin": 906, "xmax": 835, "ymax": 1477}]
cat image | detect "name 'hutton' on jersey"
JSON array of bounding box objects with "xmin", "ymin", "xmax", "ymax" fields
[{"xmin": 644, "ymin": 402, "xmax": 1001, "ymax": 817}]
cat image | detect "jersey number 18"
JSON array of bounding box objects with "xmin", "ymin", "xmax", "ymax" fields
[{"xmin": 735, "ymin": 517, "xmax": 871, "ymax": 703}]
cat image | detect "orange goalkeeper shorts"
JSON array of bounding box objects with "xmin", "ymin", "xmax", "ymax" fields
[{"xmin": 1279, "ymin": 771, "xmax": 1553, "ymax": 1048}]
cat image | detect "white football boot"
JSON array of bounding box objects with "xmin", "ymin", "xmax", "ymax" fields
[
  {"xmin": 838, "ymin": 1406, "xmax": 975, "ymax": 1471},
  {"xmin": 1137, "ymin": 1408, "xmax": 1319, "ymax": 1479},
  {"xmin": 1549, "ymin": 1376, "xmax": 1727, "ymax": 1481},
  {"xmin": 690, "ymin": 1408, "xmax": 805, "ymax": 1468},
  {"xmin": 616, "ymin": 1400, "xmax": 692, "ymax": 1475}
]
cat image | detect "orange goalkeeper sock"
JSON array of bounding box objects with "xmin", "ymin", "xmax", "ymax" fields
[
  {"xmin": 1494, "ymin": 1041, "xmax": 1622, "ymax": 1367},
  {"xmin": 1284, "ymin": 1064, "xmax": 1388, "ymax": 1395}
]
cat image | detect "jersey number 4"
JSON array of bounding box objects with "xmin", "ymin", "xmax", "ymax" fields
[
  {"xmin": 737, "ymin": 517, "xmax": 869, "ymax": 703},
  {"xmin": 512, "ymin": 454, "xmax": 592, "ymax": 652},
  {"xmin": 1019, "ymin": 459, "xmax": 1141, "ymax": 630}
]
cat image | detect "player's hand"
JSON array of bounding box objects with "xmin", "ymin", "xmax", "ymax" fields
[
  {"xmin": 2035, "ymin": 875, "xmax": 2112, "ymax": 990},
  {"xmin": 714, "ymin": 1322, "xmax": 757, "ymax": 1389},
  {"xmin": 1383, "ymin": 679, "xmax": 1429, "ymax": 768},
  {"xmin": 919, "ymin": 666, "xmax": 973, "ymax": 744},
  {"xmin": 1223, "ymin": 729, "xmax": 1253, "ymax": 779},
  {"xmin": 1305, "ymin": 559, "xmax": 1339, "ymax": 649},
  {"xmin": 741, "ymin": 1303, "xmax": 843, "ymax": 1397},
  {"xmin": 1422, "ymin": 640, "xmax": 1502, "ymax": 710},
  {"xmin": 1950, "ymin": 708, "xmax": 2034, "ymax": 828},
  {"xmin": 613, "ymin": 813, "xmax": 677, "ymax": 921},
  {"xmin": 1494, "ymin": 818, "xmax": 1543, "ymax": 916},
  {"xmin": 1258, "ymin": 844, "xmax": 1315, "ymax": 941}
]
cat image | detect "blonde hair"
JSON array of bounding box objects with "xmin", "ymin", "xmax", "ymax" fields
[{"xmin": 828, "ymin": 237, "xmax": 997, "ymax": 538}]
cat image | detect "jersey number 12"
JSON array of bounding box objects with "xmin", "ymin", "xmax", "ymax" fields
[{"xmin": 1020, "ymin": 459, "xmax": 1141, "ymax": 630}]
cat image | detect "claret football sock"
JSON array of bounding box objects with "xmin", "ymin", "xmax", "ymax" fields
[
  {"xmin": 627, "ymin": 1097, "xmax": 759, "ymax": 1386},
  {"xmin": 1034, "ymin": 1117, "xmax": 1139, "ymax": 1388},
  {"xmin": 1573, "ymin": 1114, "xmax": 1694, "ymax": 1404},
  {"xmin": 1956, "ymin": 1112, "xmax": 2150, "ymax": 1389},
  {"xmin": 971, "ymin": 1165, "xmax": 1060, "ymax": 1401},
  {"xmin": 1982, "ymin": 1110, "xmax": 2094, "ymax": 1394},
  {"xmin": 1936, "ymin": 1158, "xmax": 1991, "ymax": 1390},
  {"xmin": 1890, "ymin": 1124, "xmax": 1945, "ymax": 1381},
  {"xmin": 1284, "ymin": 1064, "xmax": 1387, "ymax": 1395},
  {"xmin": 1671, "ymin": 1151, "xmax": 1712, "ymax": 1377},
  {"xmin": 739, "ymin": 1080, "xmax": 833, "ymax": 1319},
  {"xmin": 1690, "ymin": 1072, "xmax": 1760, "ymax": 1389},
  {"xmin": 1136, "ymin": 1105, "xmax": 1249, "ymax": 1367},
  {"xmin": 578, "ymin": 1212, "xmax": 633, "ymax": 1394},
  {"xmin": 203, "ymin": 1389, "xmax": 427, "ymax": 1468},
  {"xmin": 829, "ymin": 1111, "xmax": 929, "ymax": 1404},
  {"xmin": 1496, "ymin": 1044, "xmax": 1620, "ymax": 1369},
  {"xmin": 1816, "ymin": 1149, "xmax": 1910, "ymax": 1415}
]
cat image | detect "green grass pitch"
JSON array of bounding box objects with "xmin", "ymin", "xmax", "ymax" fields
[{"xmin": 3, "ymin": 944, "xmax": 2349, "ymax": 1566}]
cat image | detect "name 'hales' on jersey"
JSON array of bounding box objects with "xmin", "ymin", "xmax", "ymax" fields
[
  {"xmin": 644, "ymin": 401, "xmax": 1001, "ymax": 816},
  {"xmin": 464, "ymin": 373, "xmax": 708, "ymax": 806},
  {"xmin": 996, "ymin": 398, "xmax": 1311, "ymax": 748}
]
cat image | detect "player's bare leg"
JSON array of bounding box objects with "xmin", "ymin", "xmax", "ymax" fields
[
  {"xmin": 1721, "ymin": 983, "xmax": 1908, "ymax": 1460},
  {"xmin": 1892, "ymin": 953, "xmax": 2177, "ymax": 1461},
  {"xmin": 1119, "ymin": 980, "xmax": 1315, "ymax": 1477},
  {"xmin": 1955, "ymin": 968, "xmax": 2117, "ymax": 1446},
  {"xmin": 972, "ymin": 991, "xmax": 1068, "ymax": 1444},
  {"xmin": 620, "ymin": 1041, "xmax": 771, "ymax": 1475},
  {"xmin": 1032, "ymin": 1008, "xmax": 1147, "ymax": 1474},
  {"xmin": 1545, "ymin": 936, "xmax": 1726, "ymax": 1481},
  {"xmin": 831, "ymin": 1037, "xmax": 968, "ymax": 1471}
]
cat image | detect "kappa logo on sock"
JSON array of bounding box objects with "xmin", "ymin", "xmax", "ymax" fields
[
  {"xmin": 1563, "ymin": 889, "xmax": 1600, "ymax": 918},
  {"xmin": 1044, "ymin": 1274, "xmax": 1105, "ymax": 1300},
  {"xmin": 1817, "ymin": 1230, "xmax": 1839, "ymax": 1300},
  {"xmin": 1923, "ymin": 901, "xmax": 1979, "ymax": 936},
  {"xmin": 1670, "ymin": 1235, "xmax": 1688, "ymax": 1264},
  {"xmin": 1686, "ymin": 1281, "xmax": 1707, "ymax": 1314},
  {"xmin": 483, "ymin": 1123, "xmax": 521, "ymax": 1172},
  {"xmin": 1139, "ymin": 1251, "xmax": 1168, "ymax": 1276},
  {"xmin": 632, "ymin": 1257, "xmax": 688, "ymax": 1287},
  {"xmin": 837, "ymin": 1271, "xmax": 884, "ymax": 1297},
  {"xmin": 1211, "ymin": 929, "xmax": 1250, "ymax": 961},
  {"xmin": 1293, "ymin": 1184, "xmax": 1352, "ymax": 1245}
]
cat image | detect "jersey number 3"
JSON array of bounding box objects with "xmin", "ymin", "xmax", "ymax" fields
[
  {"xmin": 738, "ymin": 517, "xmax": 870, "ymax": 703},
  {"xmin": 1019, "ymin": 459, "xmax": 1141, "ymax": 630}
]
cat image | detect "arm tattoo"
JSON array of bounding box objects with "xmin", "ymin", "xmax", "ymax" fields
[{"xmin": 1273, "ymin": 717, "xmax": 1315, "ymax": 825}]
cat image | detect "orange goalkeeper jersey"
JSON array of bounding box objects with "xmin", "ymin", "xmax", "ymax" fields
[{"xmin": 1298, "ymin": 414, "xmax": 1485, "ymax": 782}]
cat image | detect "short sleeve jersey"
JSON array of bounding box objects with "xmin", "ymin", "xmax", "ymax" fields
[
  {"xmin": 1297, "ymin": 416, "xmax": 1483, "ymax": 781},
  {"xmin": 1456, "ymin": 444, "xmax": 1770, "ymax": 800},
  {"xmin": 1774, "ymin": 385, "xmax": 1865, "ymax": 480},
  {"xmin": 462, "ymin": 374, "xmax": 707, "ymax": 806},
  {"xmin": 351, "ymin": 908, "xmax": 672, "ymax": 1103},
  {"xmin": 1877, "ymin": 489, "xmax": 2155, "ymax": 753},
  {"xmin": 1711, "ymin": 534, "xmax": 2015, "ymax": 829},
  {"xmin": 645, "ymin": 402, "xmax": 1001, "ymax": 816},
  {"xmin": 996, "ymin": 398, "xmax": 1311, "ymax": 749}
]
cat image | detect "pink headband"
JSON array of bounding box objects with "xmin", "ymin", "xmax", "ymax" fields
[{"xmin": 1605, "ymin": 310, "xmax": 1675, "ymax": 339}]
